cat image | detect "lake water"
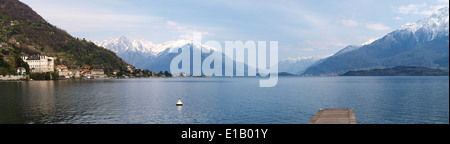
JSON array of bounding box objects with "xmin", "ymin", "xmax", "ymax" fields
[{"xmin": 0, "ymin": 76, "xmax": 448, "ymax": 124}]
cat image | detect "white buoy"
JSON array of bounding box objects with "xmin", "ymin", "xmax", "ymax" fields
[{"xmin": 176, "ymin": 99, "xmax": 183, "ymax": 106}]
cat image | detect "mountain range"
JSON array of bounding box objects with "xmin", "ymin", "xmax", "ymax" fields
[
  {"xmin": 303, "ymin": 6, "xmax": 449, "ymax": 75},
  {"xmin": 96, "ymin": 37, "xmax": 250, "ymax": 75},
  {"xmin": 96, "ymin": 6, "xmax": 449, "ymax": 76},
  {"xmin": 3, "ymin": 0, "xmax": 447, "ymax": 77},
  {"xmin": 96, "ymin": 37, "xmax": 188, "ymax": 72},
  {"xmin": 277, "ymin": 38, "xmax": 380, "ymax": 74},
  {"xmin": 96, "ymin": 36, "xmax": 325, "ymax": 75}
]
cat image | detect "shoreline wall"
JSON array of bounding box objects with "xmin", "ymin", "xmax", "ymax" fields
[{"xmin": 0, "ymin": 75, "xmax": 25, "ymax": 81}]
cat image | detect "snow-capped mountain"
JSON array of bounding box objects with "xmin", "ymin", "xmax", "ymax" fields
[
  {"xmin": 304, "ymin": 6, "xmax": 449, "ymax": 75},
  {"xmin": 96, "ymin": 37, "xmax": 175, "ymax": 71},
  {"xmin": 398, "ymin": 6, "xmax": 449, "ymax": 42},
  {"xmin": 96, "ymin": 37, "xmax": 245, "ymax": 75},
  {"xmin": 95, "ymin": 36, "xmax": 214, "ymax": 56}
]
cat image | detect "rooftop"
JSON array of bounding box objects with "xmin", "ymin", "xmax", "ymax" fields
[{"xmin": 26, "ymin": 55, "xmax": 41, "ymax": 60}]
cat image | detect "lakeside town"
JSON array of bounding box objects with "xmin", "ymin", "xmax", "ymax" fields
[{"xmin": 0, "ymin": 54, "xmax": 173, "ymax": 81}]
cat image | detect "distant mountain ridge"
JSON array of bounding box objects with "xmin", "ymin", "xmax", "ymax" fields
[
  {"xmin": 303, "ymin": 6, "xmax": 449, "ymax": 75},
  {"xmin": 277, "ymin": 37, "xmax": 379, "ymax": 74},
  {"xmin": 278, "ymin": 55, "xmax": 330, "ymax": 74},
  {"xmin": 333, "ymin": 38, "xmax": 380, "ymax": 57}
]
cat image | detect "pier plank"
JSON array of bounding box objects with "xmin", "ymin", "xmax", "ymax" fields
[{"xmin": 307, "ymin": 108, "xmax": 357, "ymax": 124}]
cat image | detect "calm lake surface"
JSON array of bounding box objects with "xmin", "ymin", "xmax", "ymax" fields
[{"xmin": 1, "ymin": 76, "xmax": 448, "ymax": 124}]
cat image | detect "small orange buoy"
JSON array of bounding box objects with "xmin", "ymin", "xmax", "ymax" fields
[{"xmin": 176, "ymin": 99, "xmax": 183, "ymax": 106}]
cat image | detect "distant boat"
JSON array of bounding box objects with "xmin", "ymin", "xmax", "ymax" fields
[{"xmin": 176, "ymin": 99, "xmax": 183, "ymax": 106}]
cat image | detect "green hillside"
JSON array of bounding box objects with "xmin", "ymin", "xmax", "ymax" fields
[
  {"xmin": 342, "ymin": 66, "xmax": 449, "ymax": 76},
  {"xmin": 0, "ymin": 0, "xmax": 129, "ymax": 75}
]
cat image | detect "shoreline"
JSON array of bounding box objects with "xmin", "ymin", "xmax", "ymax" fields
[{"xmin": 2, "ymin": 75, "xmax": 449, "ymax": 82}]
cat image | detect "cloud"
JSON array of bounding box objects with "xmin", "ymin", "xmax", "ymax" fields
[
  {"xmin": 397, "ymin": 3, "xmax": 448, "ymax": 15},
  {"xmin": 437, "ymin": 0, "xmax": 449, "ymax": 4},
  {"xmin": 394, "ymin": 16, "xmax": 403, "ymax": 20},
  {"xmin": 50, "ymin": 12, "xmax": 157, "ymax": 32},
  {"xmin": 301, "ymin": 40, "xmax": 348, "ymax": 51},
  {"xmin": 365, "ymin": 23, "xmax": 391, "ymax": 31},
  {"xmin": 299, "ymin": 48, "xmax": 315, "ymax": 52},
  {"xmin": 338, "ymin": 19, "xmax": 360, "ymax": 27},
  {"xmin": 397, "ymin": 3, "xmax": 427, "ymax": 14},
  {"xmin": 166, "ymin": 21, "xmax": 210, "ymax": 40},
  {"xmin": 338, "ymin": 19, "xmax": 390, "ymax": 31},
  {"xmin": 19, "ymin": 0, "xmax": 163, "ymax": 33}
]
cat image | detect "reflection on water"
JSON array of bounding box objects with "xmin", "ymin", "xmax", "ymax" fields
[
  {"xmin": 0, "ymin": 77, "xmax": 449, "ymax": 124},
  {"xmin": 22, "ymin": 81, "xmax": 56, "ymax": 123}
]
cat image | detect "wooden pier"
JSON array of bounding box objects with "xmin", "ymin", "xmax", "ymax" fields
[{"xmin": 307, "ymin": 108, "xmax": 357, "ymax": 124}]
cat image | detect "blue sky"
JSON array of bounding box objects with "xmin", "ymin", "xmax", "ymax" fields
[{"xmin": 20, "ymin": 0, "xmax": 449, "ymax": 59}]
